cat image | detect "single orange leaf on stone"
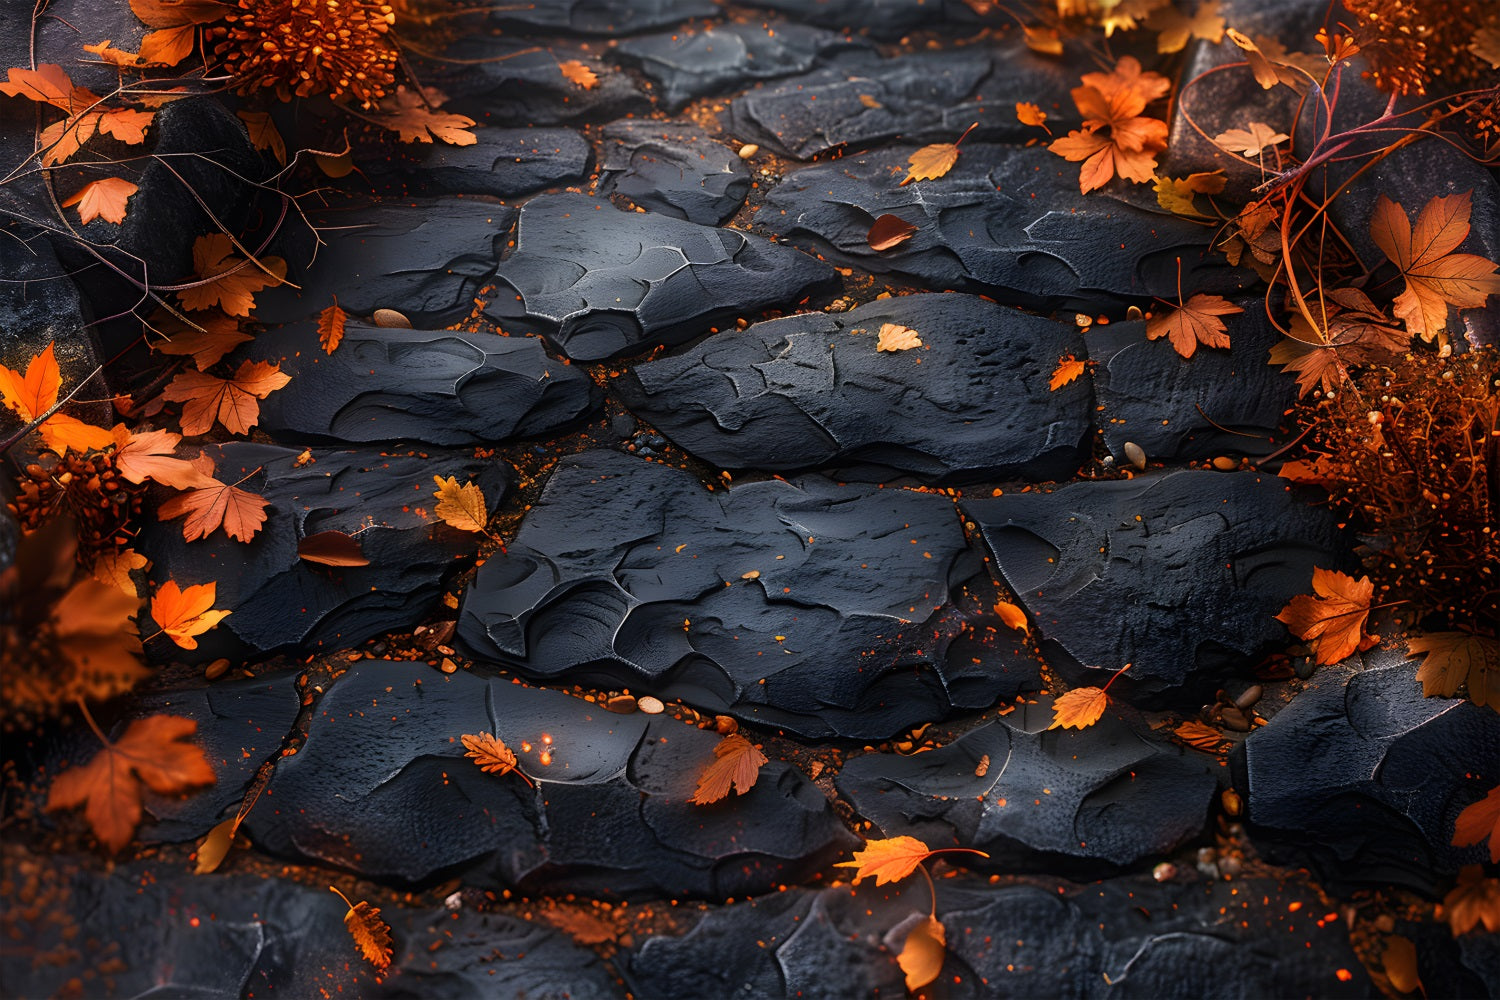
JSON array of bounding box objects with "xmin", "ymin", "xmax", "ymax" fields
[
  {"xmin": 297, "ymin": 530, "xmax": 370, "ymax": 567},
  {"xmin": 876, "ymin": 323, "xmax": 923, "ymax": 352},
  {"xmin": 1146, "ymin": 294, "xmax": 1241, "ymax": 358},
  {"xmin": 91, "ymin": 547, "xmax": 150, "ymax": 597},
  {"xmin": 1274, "ymin": 567, "xmax": 1374, "ymax": 665},
  {"xmin": 867, "ymin": 214, "xmax": 918, "ymax": 251},
  {"xmin": 898, "ymin": 915, "xmax": 947, "ymax": 991},
  {"xmin": 236, "ymin": 110, "xmax": 286, "ymax": 164},
  {"xmin": 1213, "ymin": 123, "xmax": 1289, "ymax": 156},
  {"xmin": 433, "ymin": 475, "xmax": 488, "ymax": 532},
  {"xmin": 901, "ymin": 142, "xmax": 961, "ymax": 185},
  {"xmin": 318, "ymin": 299, "xmax": 346, "ymax": 353},
  {"xmin": 374, "ymin": 87, "xmax": 478, "ymax": 146},
  {"xmin": 149, "ymin": 310, "xmax": 252, "ymax": 370},
  {"xmin": 0, "ymin": 64, "xmax": 92, "ymax": 111},
  {"xmin": 150, "ymin": 579, "xmax": 231, "ymax": 647},
  {"xmin": 1174, "ymin": 720, "xmax": 1228, "ymax": 751},
  {"xmin": 558, "ymin": 59, "xmax": 599, "ymax": 89},
  {"xmin": 97, "ymin": 107, "xmax": 155, "ymax": 144},
  {"xmin": 158, "ymin": 474, "xmax": 270, "ymax": 543},
  {"xmin": 1267, "ymin": 337, "xmax": 1349, "ymax": 398},
  {"xmin": 177, "ymin": 233, "xmax": 286, "ymax": 315},
  {"xmin": 835, "ymin": 835, "xmax": 936, "ymax": 886},
  {"xmin": 690, "ymin": 733, "xmax": 768, "ymax": 805},
  {"xmin": 163, "ymin": 359, "xmax": 291, "ymax": 436},
  {"xmin": 1453, "ymin": 784, "xmax": 1500, "ymax": 864},
  {"xmin": 1049, "ymin": 355, "xmax": 1086, "ymax": 391},
  {"xmin": 46, "ymin": 714, "xmax": 215, "ymax": 853},
  {"xmin": 138, "ymin": 24, "xmax": 196, "ymax": 66},
  {"xmin": 1369, "ymin": 192, "xmax": 1500, "ymax": 341},
  {"xmin": 1443, "ymin": 866, "xmax": 1500, "ymax": 936},
  {"xmin": 461, "ymin": 732, "xmax": 532, "ymax": 785},
  {"xmin": 61, "ymin": 176, "xmax": 139, "ymax": 225},
  {"xmin": 330, "ymin": 887, "xmax": 393, "ymax": 970},
  {"xmin": 1049, "ymin": 686, "xmax": 1109, "ymax": 729},
  {"xmin": 1015, "ymin": 101, "xmax": 1049, "ymax": 129},
  {"xmin": 1407, "ymin": 632, "xmax": 1500, "ymax": 708},
  {"xmin": 0, "ymin": 341, "xmax": 113, "ymax": 454},
  {"xmin": 130, "ymin": 0, "xmax": 228, "ymax": 27},
  {"xmin": 112, "ymin": 426, "xmax": 214, "ymax": 489},
  {"xmin": 994, "ymin": 600, "xmax": 1029, "ymax": 634}
]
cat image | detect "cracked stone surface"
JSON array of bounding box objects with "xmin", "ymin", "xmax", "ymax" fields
[
  {"xmin": 136, "ymin": 444, "xmax": 507, "ymax": 664},
  {"xmin": 369, "ymin": 127, "xmax": 592, "ymax": 200},
  {"xmin": 1237, "ymin": 652, "xmax": 1500, "ymax": 895},
  {"xmin": 962, "ymin": 471, "xmax": 1344, "ymax": 705},
  {"xmin": 617, "ymin": 293, "xmax": 1092, "ymax": 482},
  {"xmin": 244, "ymin": 321, "xmax": 597, "ymax": 446},
  {"xmin": 486, "ymin": 0, "xmax": 716, "ymax": 34},
  {"xmin": 597, "ymin": 121, "xmax": 751, "ymax": 225},
  {"xmin": 244, "ymin": 660, "xmax": 856, "ymax": 898},
  {"xmin": 485, "ymin": 193, "xmax": 840, "ymax": 361},
  {"xmin": 837, "ymin": 698, "xmax": 1217, "ymax": 874},
  {"xmin": 759, "ymin": 144, "xmax": 1252, "ymax": 312},
  {"xmin": 740, "ymin": 0, "xmax": 984, "ymax": 39},
  {"xmin": 422, "ymin": 42, "xmax": 650, "ymax": 127},
  {"xmin": 459, "ymin": 448, "xmax": 1038, "ymax": 739}
]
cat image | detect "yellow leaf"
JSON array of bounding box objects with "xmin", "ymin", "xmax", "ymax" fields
[
  {"xmin": 994, "ymin": 600, "xmax": 1029, "ymax": 634},
  {"xmin": 876, "ymin": 323, "xmax": 923, "ymax": 352},
  {"xmin": 899, "ymin": 916, "xmax": 946, "ymax": 991},
  {"xmin": 835, "ymin": 835, "xmax": 935, "ymax": 885},
  {"xmin": 1049, "ymin": 686, "xmax": 1109, "ymax": 729},
  {"xmin": 150, "ymin": 579, "xmax": 231, "ymax": 649},
  {"xmin": 432, "ymin": 475, "xmax": 488, "ymax": 532},
  {"xmin": 1048, "ymin": 355, "xmax": 1086, "ymax": 391}
]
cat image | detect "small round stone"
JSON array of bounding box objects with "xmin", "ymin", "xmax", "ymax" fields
[
  {"xmin": 637, "ymin": 695, "xmax": 665, "ymax": 714},
  {"xmin": 1211, "ymin": 456, "xmax": 1239, "ymax": 471},
  {"xmin": 205, "ymin": 658, "xmax": 231, "ymax": 681},
  {"xmin": 1152, "ymin": 862, "xmax": 1177, "ymax": 882},
  {"xmin": 372, "ymin": 307, "xmax": 411, "ymax": 328},
  {"xmin": 1123, "ymin": 441, "xmax": 1147, "ymax": 471},
  {"xmin": 738, "ymin": 143, "xmax": 759, "ymax": 159},
  {"xmin": 1221, "ymin": 788, "xmax": 1243, "ymax": 816},
  {"xmin": 605, "ymin": 694, "xmax": 638, "ymax": 713}
]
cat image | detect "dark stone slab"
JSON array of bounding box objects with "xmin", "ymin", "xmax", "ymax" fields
[
  {"xmin": 459, "ymin": 449, "xmax": 1037, "ymax": 739},
  {"xmin": 596, "ymin": 121, "xmax": 751, "ymax": 225},
  {"xmin": 621, "ymin": 870, "xmax": 1376, "ymax": 998},
  {"xmin": 369, "ymin": 127, "xmax": 592, "ymax": 199},
  {"xmin": 618, "ymin": 293, "xmax": 1091, "ymax": 482},
  {"xmin": 1236, "ymin": 652, "xmax": 1500, "ymax": 895},
  {"xmin": 739, "ymin": 0, "xmax": 984, "ymax": 39},
  {"xmin": 242, "ymin": 322, "xmax": 596, "ymax": 446},
  {"xmin": 244, "ymin": 660, "xmax": 856, "ymax": 899},
  {"xmin": 759, "ymin": 144, "xmax": 1252, "ymax": 311},
  {"xmin": 1089, "ymin": 301, "xmax": 1298, "ymax": 462},
  {"xmin": 614, "ymin": 22, "xmax": 874, "ymax": 112},
  {"xmin": 485, "ymin": 193, "xmax": 840, "ymax": 361},
  {"xmin": 258, "ymin": 198, "xmax": 515, "ymax": 327},
  {"xmin": 837, "ymin": 698, "xmax": 1216, "ymax": 874},
  {"xmin": 487, "ymin": 0, "xmax": 715, "ymax": 34},
  {"xmin": 421, "ymin": 42, "xmax": 650, "ymax": 127},
  {"xmin": 137, "ymin": 443, "xmax": 507, "ymax": 664},
  {"xmin": 962, "ymin": 470, "xmax": 1344, "ymax": 705}
]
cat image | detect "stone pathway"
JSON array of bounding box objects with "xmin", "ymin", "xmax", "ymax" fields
[{"xmin": 4, "ymin": 0, "xmax": 1499, "ymax": 997}]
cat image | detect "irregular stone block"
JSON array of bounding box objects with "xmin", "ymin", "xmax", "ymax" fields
[
  {"xmin": 1236, "ymin": 652, "xmax": 1500, "ymax": 895},
  {"xmin": 459, "ymin": 449, "xmax": 1036, "ymax": 739},
  {"xmin": 486, "ymin": 193, "xmax": 839, "ymax": 361},
  {"xmin": 597, "ymin": 121, "xmax": 751, "ymax": 225},
  {"xmin": 963, "ymin": 471, "xmax": 1344, "ymax": 704},
  {"xmin": 137, "ymin": 443, "xmax": 507, "ymax": 664},
  {"xmin": 739, "ymin": 0, "xmax": 983, "ymax": 39},
  {"xmin": 487, "ymin": 0, "xmax": 715, "ymax": 34},
  {"xmin": 369, "ymin": 127, "xmax": 592, "ymax": 199},
  {"xmin": 837, "ymin": 698, "xmax": 1216, "ymax": 873},
  {"xmin": 244, "ymin": 660, "xmax": 856, "ymax": 899},
  {"xmin": 243, "ymin": 321, "xmax": 597, "ymax": 446},
  {"xmin": 760, "ymin": 144, "xmax": 1251, "ymax": 311},
  {"xmin": 421, "ymin": 42, "xmax": 650, "ymax": 127},
  {"xmin": 618, "ymin": 293, "xmax": 1091, "ymax": 482}
]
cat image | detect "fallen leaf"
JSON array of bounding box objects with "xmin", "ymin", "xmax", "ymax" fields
[
  {"xmin": 83, "ymin": 40, "xmax": 142, "ymax": 67},
  {"xmin": 1148, "ymin": 0, "xmax": 1225, "ymax": 52},
  {"xmin": 558, "ymin": 59, "xmax": 599, "ymax": 89},
  {"xmin": 297, "ymin": 530, "xmax": 370, "ymax": 567},
  {"xmin": 373, "ymin": 87, "xmax": 478, "ymax": 146},
  {"xmin": 901, "ymin": 141, "xmax": 961, "ymax": 185},
  {"xmin": 898, "ymin": 916, "xmax": 947, "ymax": 991},
  {"xmin": 1049, "ymin": 58, "xmax": 1169, "ymax": 192},
  {"xmin": 867, "ymin": 214, "xmax": 918, "ymax": 251},
  {"xmin": 1153, "ymin": 171, "xmax": 1225, "ymax": 218},
  {"xmin": 61, "ymin": 176, "xmax": 139, "ymax": 225},
  {"xmin": 690, "ymin": 733, "xmax": 768, "ymax": 805},
  {"xmin": 163, "ymin": 359, "xmax": 291, "ymax": 436},
  {"xmin": 149, "ymin": 579, "xmax": 231, "ymax": 649},
  {"xmin": 1173, "ymin": 720, "xmax": 1227, "ymax": 750},
  {"xmin": 1444, "ymin": 866, "xmax": 1500, "ymax": 935},
  {"xmin": 1015, "ymin": 101, "xmax": 1049, "ymax": 130},
  {"xmin": 1226, "ymin": 28, "xmax": 1289, "ymax": 89},
  {"xmin": 1049, "ymin": 686, "xmax": 1109, "ymax": 729},
  {"xmin": 45, "ymin": 714, "xmax": 215, "ymax": 853},
  {"xmin": 51, "ymin": 575, "xmax": 147, "ymax": 702},
  {"xmin": 433, "ymin": 475, "xmax": 488, "ymax": 532},
  {"xmin": 1274, "ymin": 567, "xmax": 1374, "ymax": 665},
  {"xmin": 876, "ymin": 323, "xmax": 923, "ymax": 352},
  {"xmin": 1370, "ymin": 191, "xmax": 1500, "ymax": 341},
  {"xmin": 237, "ymin": 110, "xmax": 286, "ymax": 164},
  {"xmin": 1049, "ymin": 355, "xmax": 1086, "ymax": 390},
  {"xmin": 91, "ymin": 548, "xmax": 150, "ymax": 597},
  {"xmin": 130, "ymin": 0, "xmax": 228, "ymax": 27},
  {"xmin": 112, "ymin": 426, "xmax": 214, "ymax": 489},
  {"xmin": 177, "ymin": 233, "xmax": 287, "ymax": 316},
  {"xmin": 194, "ymin": 816, "xmax": 236, "ymax": 874},
  {"xmin": 1023, "ymin": 25, "xmax": 1063, "ymax": 56},
  {"xmin": 1276, "ymin": 455, "xmax": 1340, "ymax": 488},
  {"xmin": 39, "ymin": 108, "xmax": 155, "ymax": 166},
  {"xmin": 1382, "ymin": 936, "xmax": 1422, "ymax": 995},
  {"xmin": 318, "ymin": 298, "xmax": 346, "ymax": 353},
  {"xmin": 835, "ymin": 835, "xmax": 936, "ymax": 886},
  {"xmin": 330, "ymin": 887, "xmax": 393, "ymax": 970},
  {"xmin": 139, "ymin": 24, "xmax": 196, "ymax": 65},
  {"xmin": 158, "ymin": 473, "xmax": 270, "ymax": 543},
  {"xmin": 461, "ymin": 732, "xmax": 532, "ymax": 785},
  {"xmin": 1267, "ymin": 337, "xmax": 1350, "ymax": 398},
  {"xmin": 1213, "ymin": 122, "xmax": 1290, "ymax": 157},
  {"xmin": 994, "ymin": 600, "xmax": 1029, "ymax": 634},
  {"xmin": 1146, "ymin": 293, "xmax": 1242, "ymax": 358},
  {"xmin": 1453, "ymin": 784, "xmax": 1500, "ymax": 865},
  {"xmin": 1407, "ymin": 632, "xmax": 1500, "ymax": 708},
  {"xmin": 0, "ymin": 341, "xmax": 114, "ymax": 454},
  {"xmin": 0, "ymin": 64, "xmax": 92, "ymax": 111},
  {"xmin": 149, "ymin": 310, "xmax": 252, "ymax": 370}
]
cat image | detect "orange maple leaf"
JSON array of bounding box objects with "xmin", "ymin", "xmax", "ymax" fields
[
  {"xmin": 45, "ymin": 714, "xmax": 216, "ymax": 853},
  {"xmin": 330, "ymin": 887, "xmax": 394, "ymax": 970},
  {"xmin": 0, "ymin": 341, "xmax": 114, "ymax": 454},
  {"xmin": 62, "ymin": 176, "xmax": 138, "ymax": 225},
  {"xmin": 1453, "ymin": 784, "xmax": 1500, "ymax": 864},
  {"xmin": 374, "ymin": 87, "xmax": 478, "ymax": 146},
  {"xmin": 1370, "ymin": 191, "xmax": 1500, "ymax": 342},
  {"xmin": 1407, "ymin": 632, "xmax": 1500, "ymax": 708},
  {"xmin": 318, "ymin": 298, "xmax": 346, "ymax": 353},
  {"xmin": 690, "ymin": 733, "xmax": 768, "ymax": 805},
  {"xmin": 1274, "ymin": 567, "xmax": 1375, "ymax": 665},
  {"xmin": 111, "ymin": 425, "xmax": 215, "ymax": 489},
  {"xmin": 433, "ymin": 475, "xmax": 488, "ymax": 532},
  {"xmin": 1444, "ymin": 866, "xmax": 1500, "ymax": 936},
  {"xmin": 236, "ymin": 110, "xmax": 286, "ymax": 165},
  {"xmin": 149, "ymin": 579, "xmax": 231, "ymax": 648},
  {"xmin": 898, "ymin": 915, "xmax": 946, "ymax": 991},
  {"xmin": 836, "ymin": 835, "xmax": 938, "ymax": 885},
  {"xmin": 1015, "ymin": 101, "xmax": 1049, "ymax": 131},
  {"xmin": 558, "ymin": 59, "xmax": 599, "ymax": 89},
  {"xmin": 1049, "ymin": 56, "xmax": 1168, "ymax": 193},
  {"xmin": 177, "ymin": 234, "xmax": 287, "ymax": 316},
  {"xmin": 138, "ymin": 24, "xmax": 197, "ymax": 66},
  {"xmin": 149, "ymin": 310, "xmax": 252, "ymax": 371},
  {"xmin": 0, "ymin": 64, "xmax": 94, "ymax": 112},
  {"xmin": 51, "ymin": 574, "xmax": 148, "ymax": 702},
  {"xmin": 157, "ymin": 465, "xmax": 270, "ymax": 543},
  {"xmin": 1049, "ymin": 355, "xmax": 1086, "ymax": 390},
  {"xmin": 1049, "ymin": 686, "xmax": 1109, "ymax": 729},
  {"xmin": 461, "ymin": 732, "xmax": 533, "ymax": 785},
  {"xmin": 162, "ymin": 359, "xmax": 291, "ymax": 436},
  {"xmin": 1146, "ymin": 294, "xmax": 1242, "ymax": 358},
  {"xmin": 1267, "ymin": 337, "xmax": 1349, "ymax": 397}
]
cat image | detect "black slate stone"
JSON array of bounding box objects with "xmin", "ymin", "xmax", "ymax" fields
[
  {"xmin": 485, "ymin": 193, "xmax": 840, "ymax": 361},
  {"xmin": 962, "ymin": 470, "xmax": 1345, "ymax": 705},
  {"xmin": 614, "ymin": 22, "xmax": 874, "ymax": 112},
  {"xmin": 738, "ymin": 0, "xmax": 984, "ymax": 39},
  {"xmin": 1089, "ymin": 301, "xmax": 1299, "ymax": 462},
  {"xmin": 244, "ymin": 660, "xmax": 856, "ymax": 898},
  {"xmin": 837, "ymin": 698, "xmax": 1216, "ymax": 874},
  {"xmin": 422, "ymin": 43, "xmax": 650, "ymax": 127},
  {"xmin": 596, "ymin": 121, "xmax": 751, "ymax": 225},
  {"xmin": 1236, "ymin": 652, "xmax": 1500, "ymax": 895},
  {"xmin": 242, "ymin": 321, "xmax": 596, "ymax": 446},
  {"xmin": 759, "ymin": 144, "xmax": 1251, "ymax": 311},
  {"xmin": 258, "ymin": 198, "xmax": 515, "ymax": 327},
  {"xmin": 459, "ymin": 449, "xmax": 1036, "ymax": 739},
  {"xmin": 486, "ymin": 0, "xmax": 715, "ymax": 34},
  {"xmin": 617, "ymin": 293, "xmax": 1092, "ymax": 482},
  {"xmin": 369, "ymin": 127, "xmax": 592, "ymax": 199},
  {"xmin": 136, "ymin": 443, "xmax": 507, "ymax": 664}
]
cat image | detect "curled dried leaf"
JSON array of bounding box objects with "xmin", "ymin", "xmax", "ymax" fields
[
  {"xmin": 330, "ymin": 887, "xmax": 393, "ymax": 970},
  {"xmin": 690, "ymin": 733, "xmax": 768, "ymax": 805},
  {"xmin": 867, "ymin": 214, "xmax": 918, "ymax": 251}
]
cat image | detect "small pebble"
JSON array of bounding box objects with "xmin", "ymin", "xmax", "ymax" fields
[
  {"xmin": 1234, "ymin": 685, "xmax": 1263, "ymax": 710},
  {"xmin": 637, "ymin": 695, "xmax": 665, "ymax": 714},
  {"xmin": 605, "ymin": 694, "xmax": 637, "ymax": 714},
  {"xmin": 205, "ymin": 658, "xmax": 231, "ymax": 681},
  {"xmin": 1195, "ymin": 847, "xmax": 1219, "ymax": 878},
  {"xmin": 1123, "ymin": 441, "xmax": 1147, "ymax": 471},
  {"xmin": 1152, "ymin": 862, "xmax": 1177, "ymax": 882},
  {"xmin": 372, "ymin": 308, "xmax": 411, "ymax": 328},
  {"xmin": 1220, "ymin": 706, "xmax": 1251, "ymax": 732},
  {"xmin": 439, "ymin": 657, "xmax": 457, "ymax": 674},
  {"xmin": 1221, "ymin": 788, "xmax": 1243, "ymax": 816},
  {"xmin": 1211, "ymin": 456, "xmax": 1239, "ymax": 471},
  {"xmin": 1294, "ymin": 656, "xmax": 1317, "ymax": 680},
  {"xmin": 1218, "ymin": 854, "xmax": 1243, "ymax": 877},
  {"xmin": 714, "ymin": 715, "xmax": 738, "ymax": 735},
  {"xmin": 738, "ymin": 143, "xmax": 758, "ymax": 159}
]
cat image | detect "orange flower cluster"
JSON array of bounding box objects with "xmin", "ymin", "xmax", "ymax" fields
[
  {"xmin": 1344, "ymin": 0, "xmax": 1500, "ymax": 95},
  {"xmin": 211, "ymin": 0, "xmax": 399, "ymax": 107}
]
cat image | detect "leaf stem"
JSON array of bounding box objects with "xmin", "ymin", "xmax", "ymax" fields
[
  {"xmin": 1101, "ymin": 662, "xmax": 1132, "ymax": 694},
  {"xmin": 75, "ymin": 698, "xmax": 111, "ymax": 748}
]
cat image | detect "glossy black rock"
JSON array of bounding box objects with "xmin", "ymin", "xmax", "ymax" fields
[{"xmin": 597, "ymin": 121, "xmax": 751, "ymax": 225}]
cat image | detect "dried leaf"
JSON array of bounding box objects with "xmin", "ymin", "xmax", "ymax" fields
[
  {"xmin": 899, "ymin": 916, "xmax": 947, "ymax": 991},
  {"xmin": 876, "ymin": 323, "xmax": 923, "ymax": 352},
  {"xmin": 177, "ymin": 233, "xmax": 286, "ymax": 316},
  {"xmin": 1153, "ymin": 171, "xmax": 1225, "ymax": 218},
  {"xmin": 1274, "ymin": 567, "xmax": 1374, "ymax": 665},
  {"xmin": 139, "ymin": 24, "xmax": 196, "ymax": 66},
  {"xmin": 901, "ymin": 142, "xmax": 961, "ymax": 185},
  {"xmin": 1472, "ymin": 26, "xmax": 1500, "ymax": 68},
  {"xmin": 1146, "ymin": 294, "xmax": 1241, "ymax": 358},
  {"xmin": 373, "ymin": 87, "xmax": 478, "ymax": 146},
  {"xmin": 1226, "ymin": 28, "xmax": 1285, "ymax": 89},
  {"xmin": 51, "ymin": 576, "xmax": 146, "ymax": 702},
  {"xmin": 318, "ymin": 299, "xmax": 346, "ymax": 353},
  {"xmin": 1444, "ymin": 866, "xmax": 1500, "ymax": 935},
  {"xmin": 433, "ymin": 475, "xmax": 488, "ymax": 532},
  {"xmin": 1451, "ymin": 784, "xmax": 1500, "ymax": 865},
  {"xmin": 0, "ymin": 64, "xmax": 92, "ymax": 111},
  {"xmin": 0, "ymin": 341, "xmax": 114, "ymax": 454},
  {"xmin": 1382, "ymin": 935, "xmax": 1422, "ymax": 994},
  {"xmin": 690, "ymin": 733, "xmax": 768, "ymax": 805},
  {"xmin": 92, "ymin": 547, "xmax": 150, "ymax": 597},
  {"xmin": 1049, "ymin": 355, "xmax": 1086, "ymax": 390},
  {"xmin": 461, "ymin": 732, "xmax": 531, "ymax": 785},
  {"xmin": 130, "ymin": 0, "xmax": 227, "ymax": 27},
  {"xmin": 330, "ymin": 888, "xmax": 393, "ymax": 970},
  {"xmin": 1407, "ymin": 632, "xmax": 1500, "ymax": 708},
  {"xmin": 1267, "ymin": 337, "xmax": 1349, "ymax": 398},
  {"xmin": 1049, "ymin": 58, "xmax": 1168, "ymax": 192},
  {"xmin": 835, "ymin": 835, "xmax": 936, "ymax": 885},
  {"xmin": 237, "ymin": 110, "xmax": 286, "ymax": 165},
  {"xmin": 1023, "ymin": 25, "xmax": 1063, "ymax": 56},
  {"xmin": 39, "ymin": 108, "xmax": 155, "ymax": 166},
  {"xmin": 1370, "ymin": 192, "xmax": 1500, "ymax": 341},
  {"xmin": 994, "ymin": 600, "xmax": 1029, "ymax": 634},
  {"xmin": 46, "ymin": 714, "xmax": 215, "ymax": 853},
  {"xmin": 163, "ymin": 359, "xmax": 291, "ymax": 436},
  {"xmin": 1049, "ymin": 686, "xmax": 1109, "ymax": 729},
  {"xmin": 195, "ymin": 817, "xmax": 236, "ymax": 874},
  {"xmin": 83, "ymin": 40, "xmax": 142, "ymax": 67},
  {"xmin": 149, "ymin": 311, "xmax": 252, "ymax": 371},
  {"xmin": 112, "ymin": 426, "xmax": 214, "ymax": 489},
  {"xmin": 867, "ymin": 214, "xmax": 918, "ymax": 251},
  {"xmin": 61, "ymin": 176, "xmax": 138, "ymax": 225},
  {"xmin": 158, "ymin": 473, "xmax": 270, "ymax": 543},
  {"xmin": 1015, "ymin": 101, "xmax": 1049, "ymax": 129},
  {"xmin": 149, "ymin": 579, "xmax": 231, "ymax": 649},
  {"xmin": 298, "ymin": 530, "xmax": 370, "ymax": 567},
  {"xmin": 1148, "ymin": 0, "xmax": 1225, "ymax": 52},
  {"xmin": 1213, "ymin": 122, "xmax": 1289, "ymax": 156},
  {"xmin": 558, "ymin": 59, "xmax": 599, "ymax": 89},
  {"xmin": 1173, "ymin": 720, "xmax": 1227, "ymax": 750}
]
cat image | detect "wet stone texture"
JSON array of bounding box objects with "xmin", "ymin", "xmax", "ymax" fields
[
  {"xmin": 459, "ymin": 449, "xmax": 1038, "ymax": 739},
  {"xmin": 423, "ymin": 41, "xmax": 651, "ymax": 127},
  {"xmin": 244, "ymin": 660, "xmax": 856, "ymax": 899},
  {"xmin": 1236, "ymin": 652, "xmax": 1500, "ymax": 896},
  {"xmin": 485, "ymin": 193, "xmax": 839, "ymax": 361},
  {"xmin": 963, "ymin": 471, "xmax": 1344, "ymax": 706},
  {"xmin": 837, "ymin": 699, "xmax": 1217, "ymax": 876},
  {"xmin": 136, "ymin": 443, "xmax": 507, "ymax": 664},
  {"xmin": 368, "ymin": 127, "xmax": 593, "ymax": 200},
  {"xmin": 243, "ymin": 321, "xmax": 597, "ymax": 447},
  {"xmin": 596, "ymin": 121, "xmax": 751, "ymax": 225},
  {"xmin": 617, "ymin": 293, "xmax": 1092, "ymax": 482}
]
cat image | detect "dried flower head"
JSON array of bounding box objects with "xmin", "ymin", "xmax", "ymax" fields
[
  {"xmin": 212, "ymin": 0, "xmax": 399, "ymax": 108},
  {"xmin": 1344, "ymin": 0, "xmax": 1500, "ymax": 95}
]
